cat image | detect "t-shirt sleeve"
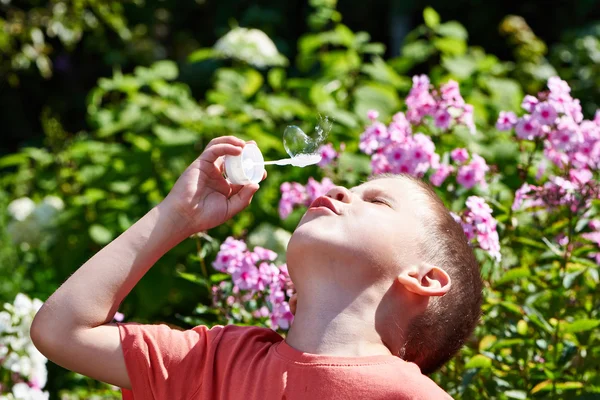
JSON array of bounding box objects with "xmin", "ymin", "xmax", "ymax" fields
[{"xmin": 116, "ymin": 322, "xmax": 220, "ymax": 400}]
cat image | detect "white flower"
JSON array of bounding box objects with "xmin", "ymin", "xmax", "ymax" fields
[
  {"xmin": 214, "ymin": 27, "xmax": 287, "ymax": 68},
  {"xmin": 7, "ymin": 198, "xmax": 36, "ymax": 221},
  {"xmin": 32, "ymin": 196, "xmax": 63, "ymax": 228},
  {"xmin": 13, "ymin": 294, "xmax": 34, "ymax": 319},
  {"xmin": 0, "ymin": 343, "xmax": 8, "ymax": 358},
  {"xmin": 7, "ymin": 215, "xmax": 44, "ymax": 246},
  {"xmin": 0, "ymin": 310, "xmax": 11, "ymax": 333},
  {"xmin": 11, "ymin": 383, "xmax": 49, "ymax": 400}
]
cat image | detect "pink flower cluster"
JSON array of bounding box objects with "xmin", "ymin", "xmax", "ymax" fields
[
  {"xmin": 497, "ymin": 77, "xmax": 600, "ymax": 172},
  {"xmin": 278, "ymin": 177, "xmax": 335, "ymax": 219},
  {"xmin": 359, "ymin": 111, "xmax": 439, "ymax": 176},
  {"xmin": 582, "ymin": 219, "xmax": 600, "ymax": 264},
  {"xmin": 317, "ymin": 143, "xmax": 339, "ymax": 167},
  {"xmin": 406, "ymin": 75, "xmax": 475, "ymax": 134},
  {"xmin": 452, "ymin": 196, "xmax": 501, "ymax": 261},
  {"xmin": 429, "ymin": 149, "xmax": 490, "ymax": 189},
  {"xmin": 212, "ymin": 237, "xmax": 294, "ymax": 330},
  {"xmin": 512, "ymin": 172, "xmax": 600, "ymax": 213}
]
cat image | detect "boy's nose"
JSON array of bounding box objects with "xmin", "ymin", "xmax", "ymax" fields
[{"xmin": 326, "ymin": 186, "xmax": 352, "ymax": 203}]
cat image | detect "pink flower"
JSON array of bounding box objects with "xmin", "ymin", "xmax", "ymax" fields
[
  {"xmin": 566, "ymin": 99, "xmax": 584, "ymax": 123},
  {"xmin": 512, "ymin": 183, "xmax": 532, "ymax": 211},
  {"xmin": 254, "ymin": 246, "xmax": 278, "ymax": 262},
  {"xmin": 434, "ymin": 109, "xmax": 452, "ymax": 130},
  {"xmin": 440, "ymin": 80, "xmax": 465, "ymax": 107},
  {"xmin": 533, "ymin": 102, "xmax": 558, "ymax": 125},
  {"xmin": 569, "ymin": 168, "xmax": 593, "ymax": 185},
  {"xmin": 456, "ymin": 154, "xmax": 489, "ymax": 189},
  {"xmin": 305, "ymin": 177, "xmax": 335, "ymax": 202},
  {"xmin": 279, "ymin": 182, "xmax": 307, "ymax": 219},
  {"xmin": 521, "ymin": 95, "xmax": 539, "ymax": 113},
  {"xmin": 515, "ymin": 115, "xmax": 542, "ymax": 140},
  {"xmin": 451, "ymin": 148, "xmax": 469, "ymax": 164},
  {"xmin": 496, "ymin": 111, "xmax": 518, "ymax": 131},
  {"xmin": 359, "ymin": 122, "xmax": 388, "ymax": 155},
  {"xmin": 594, "ymin": 110, "xmax": 600, "ymax": 126},
  {"xmin": 317, "ymin": 143, "xmax": 338, "ymax": 167},
  {"xmin": 429, "ymin": 164, "xmax": 454, "ymax": 186},
  {"xmin": 460, "ymin": 104, "xmax": 476, "ymax": 134},
  {"xmin": 547, "ymin": 76, "xmax": 571, "ymax": 95},
  {"xmin": 367, "ymin": 110, "xmax": 380, "ymax": 121},
  {"xmin": 113, "ymin": 312, "xmax": 125, "ymax": 322},
  {"xmin": 589, "ymin": 219, "xmax": 600, "ymax": 231},
  {"xmin": 455, "ymin": 196, "xmax": 501, "ymax": 261}
]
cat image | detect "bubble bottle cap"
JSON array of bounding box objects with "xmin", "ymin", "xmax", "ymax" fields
[{"xmin": 223, "ymin": 143, "xmax": 265, "ymax": 185}]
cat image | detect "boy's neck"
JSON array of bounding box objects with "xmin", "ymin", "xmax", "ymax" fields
[{"xmin": 284, "ymin": 290, "xmax": 398, "ymax": 357}]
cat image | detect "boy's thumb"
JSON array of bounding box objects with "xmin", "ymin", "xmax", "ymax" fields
[{"xmin": 228, "ymin": 183, "xmax": 259, "ymax": 216}]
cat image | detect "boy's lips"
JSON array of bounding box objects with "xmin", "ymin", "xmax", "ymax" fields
[{"xmin": 308, "ymin": 196, "xmax": 339, "ymax": 215}]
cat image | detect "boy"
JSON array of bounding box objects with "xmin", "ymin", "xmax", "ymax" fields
[{"xmin": 31, "ymin": 136, "xmax": 482, "ymax": 399}]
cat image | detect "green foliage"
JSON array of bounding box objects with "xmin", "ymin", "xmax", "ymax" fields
[
  {"xmin": 551, "ymin": 22, "xmax": 600, "ymax": 116},
  {"xmin": 1, "ymin": 2, "xmax": 600, "ymax": 399},
  {"xmin": 0, "ymin": 0, "xmax": 134, "ymax": 80}
]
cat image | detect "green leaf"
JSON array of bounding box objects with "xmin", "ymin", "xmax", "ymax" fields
[
  {"xmin": 360, "ymin": 43, "xmax": 386, "ymax": 55},
  {"xmin": 555, "ymin": 382, "xmax": 584, "ymax": 390},
  {"xmin": 504, "ymin": 390, "xmax": 527, "ymax": 400},
  {"xmin": 423, "ymin": 7, "xmax": 441, "ymax": 29},
  {"xmin": 151, "ymin": 60, "xmax": 178, "ymax": 80},
  {"xmin": 485, "ymin": 78, "xmax": 524, "ymax": 112},
  {"xmin": 153, "ymin": 125, "xmax": 199, "ymax": 146},
  {"xmin": 562, "ymin": 319, "xmax": 600, "ymax": 333},
  {"xmin": 436, "ymin": 21, "xmax": 468, "ymax": 40},
  {"xmin": 442, "ymin": 55, "xmax": 477, "ymax": 80},
  {"xmin": 464, "ymin": 354, "xmax": 492, "ymax": 369},
  {"xmin": 563, "ymin": 269, "xmax": 585, "ymax": 289},
  {"xmin": 496, "ymin": 267, "xmax": 531, "ymax": 285},
  {"xmin": 531, "ymin": 380, "xmax": 584, "ymax": 393},
  {"xmin": 353, "ymin": 83, "xmax": 401, "ymax": 122},
  {"xmin": 499, "ymin": 301, "xmax": 523, "ymax": 315},
  {"xmin": 210, "ymin": 273, "xmax": 230, "ymax": 283},
  {"xmin": 89, "ymin": 224, "xmax": 113, "ymax": 245},
  {"xmin": 531, "ymin": 380, "xmax": 552, "ymax": 394},
  {"xmin": 513, "ymin": 236, "xmax": 547, "ymax": 250},
  {"xmin": 0, "ymin": 153, "xmax": 28, "ymax": 168},
  {"xmin": 433, "ymin": 37, "xmax": 467, "ymax": 56},
  {"xmin": 268, "ymin": 68, "xmax": 286, "ymax": 91},
  {"xmin": 176, "ymin": 272, "xmax": 208, "ymax": 287},
  {"xmin": 361, "ymin": 57, "xmax": 410, "ymax": 89},
  {"xmin": 188, "ymin": 48, "xmax": 217, "ymax": 63},
  {"xmin": 401, "ymin": 40, "xmax": 435, "ymax": 63}
]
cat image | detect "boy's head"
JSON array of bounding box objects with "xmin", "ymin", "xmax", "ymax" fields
[{"xmin": 286, "ymin": 173, "xmax": 482, "ymax": 374}]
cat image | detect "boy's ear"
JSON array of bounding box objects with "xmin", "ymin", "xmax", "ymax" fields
[{"xmin": 396, "ymin": 263, "xmax": 451, "ymax": 297}]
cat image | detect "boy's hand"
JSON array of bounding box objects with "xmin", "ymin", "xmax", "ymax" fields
[{"xmin": 161, "ymin": 136, "xmax": 263, "ymax": 235}]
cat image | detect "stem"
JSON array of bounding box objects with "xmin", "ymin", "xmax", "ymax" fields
[{"xmin": 194, "ymin": 235, "xmax": 211, "ymax": 293}]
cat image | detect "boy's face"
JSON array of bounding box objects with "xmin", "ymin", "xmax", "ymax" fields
[{"xmin": 287, "ymin": 177, "xmax": 428, "ymax": 285}]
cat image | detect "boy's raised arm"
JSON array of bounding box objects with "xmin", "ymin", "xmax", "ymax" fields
[{"xmin": 30, "ymin": 136, "xmax": 261, "ymax": 389}]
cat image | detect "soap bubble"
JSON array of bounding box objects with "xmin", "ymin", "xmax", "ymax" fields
[{"xmin": 283, "ymin": 116, "xmax": 332, "ymax": 157}]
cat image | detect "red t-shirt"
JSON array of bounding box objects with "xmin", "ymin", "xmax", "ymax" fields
[{"xmin": 117, "ymin": 322, "xmax": 452, "ymax": 399}]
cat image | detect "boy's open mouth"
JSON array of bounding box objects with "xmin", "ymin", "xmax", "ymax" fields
[{"xmin": 308, "ymin": 196, "xmax": 339, "ymax": 214}]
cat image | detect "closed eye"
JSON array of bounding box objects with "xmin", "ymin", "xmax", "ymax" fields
[{"xmin": 370, "ymin": 198, "xmax": 390, "ymax": 206}]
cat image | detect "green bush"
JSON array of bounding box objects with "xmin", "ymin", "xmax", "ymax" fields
[{"xmin": 1, "ymin": 2, "xmax": 599, "ymax": 399}]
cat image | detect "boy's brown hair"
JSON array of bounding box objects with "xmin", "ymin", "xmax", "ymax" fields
[{"xmin": 373, "ymin": 174, "xmax": 483, "ymax": 374}]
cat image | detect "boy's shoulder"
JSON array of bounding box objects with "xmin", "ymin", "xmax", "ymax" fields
[{"xmin": 205, "ymin": 324, "xmax": 284, "ymax": 347}]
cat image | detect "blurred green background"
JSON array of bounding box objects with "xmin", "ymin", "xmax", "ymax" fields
[{"xmin": 2, "ymin": 0, "xmax": 600, "ymax": 398}]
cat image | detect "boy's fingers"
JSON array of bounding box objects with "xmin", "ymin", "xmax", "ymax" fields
[
  {"xmin": 201, "ymin": 143, "xmax": 243, "ymax": 164},
  {"xmin": 206, "ymin": 136, "xmax": 245, "ymax": 148},
  {"xmin": 228, "ymin": 183, "xmax": 245, "ymax": 196},
  {"xmin": 227, "ymin": 183, "xmax": 259, "ymax": 216}
]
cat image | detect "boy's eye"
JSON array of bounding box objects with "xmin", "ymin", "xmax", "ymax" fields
[{"xmin": 370, "ymin": 198, "xmax": 388, "ymax": 206}]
